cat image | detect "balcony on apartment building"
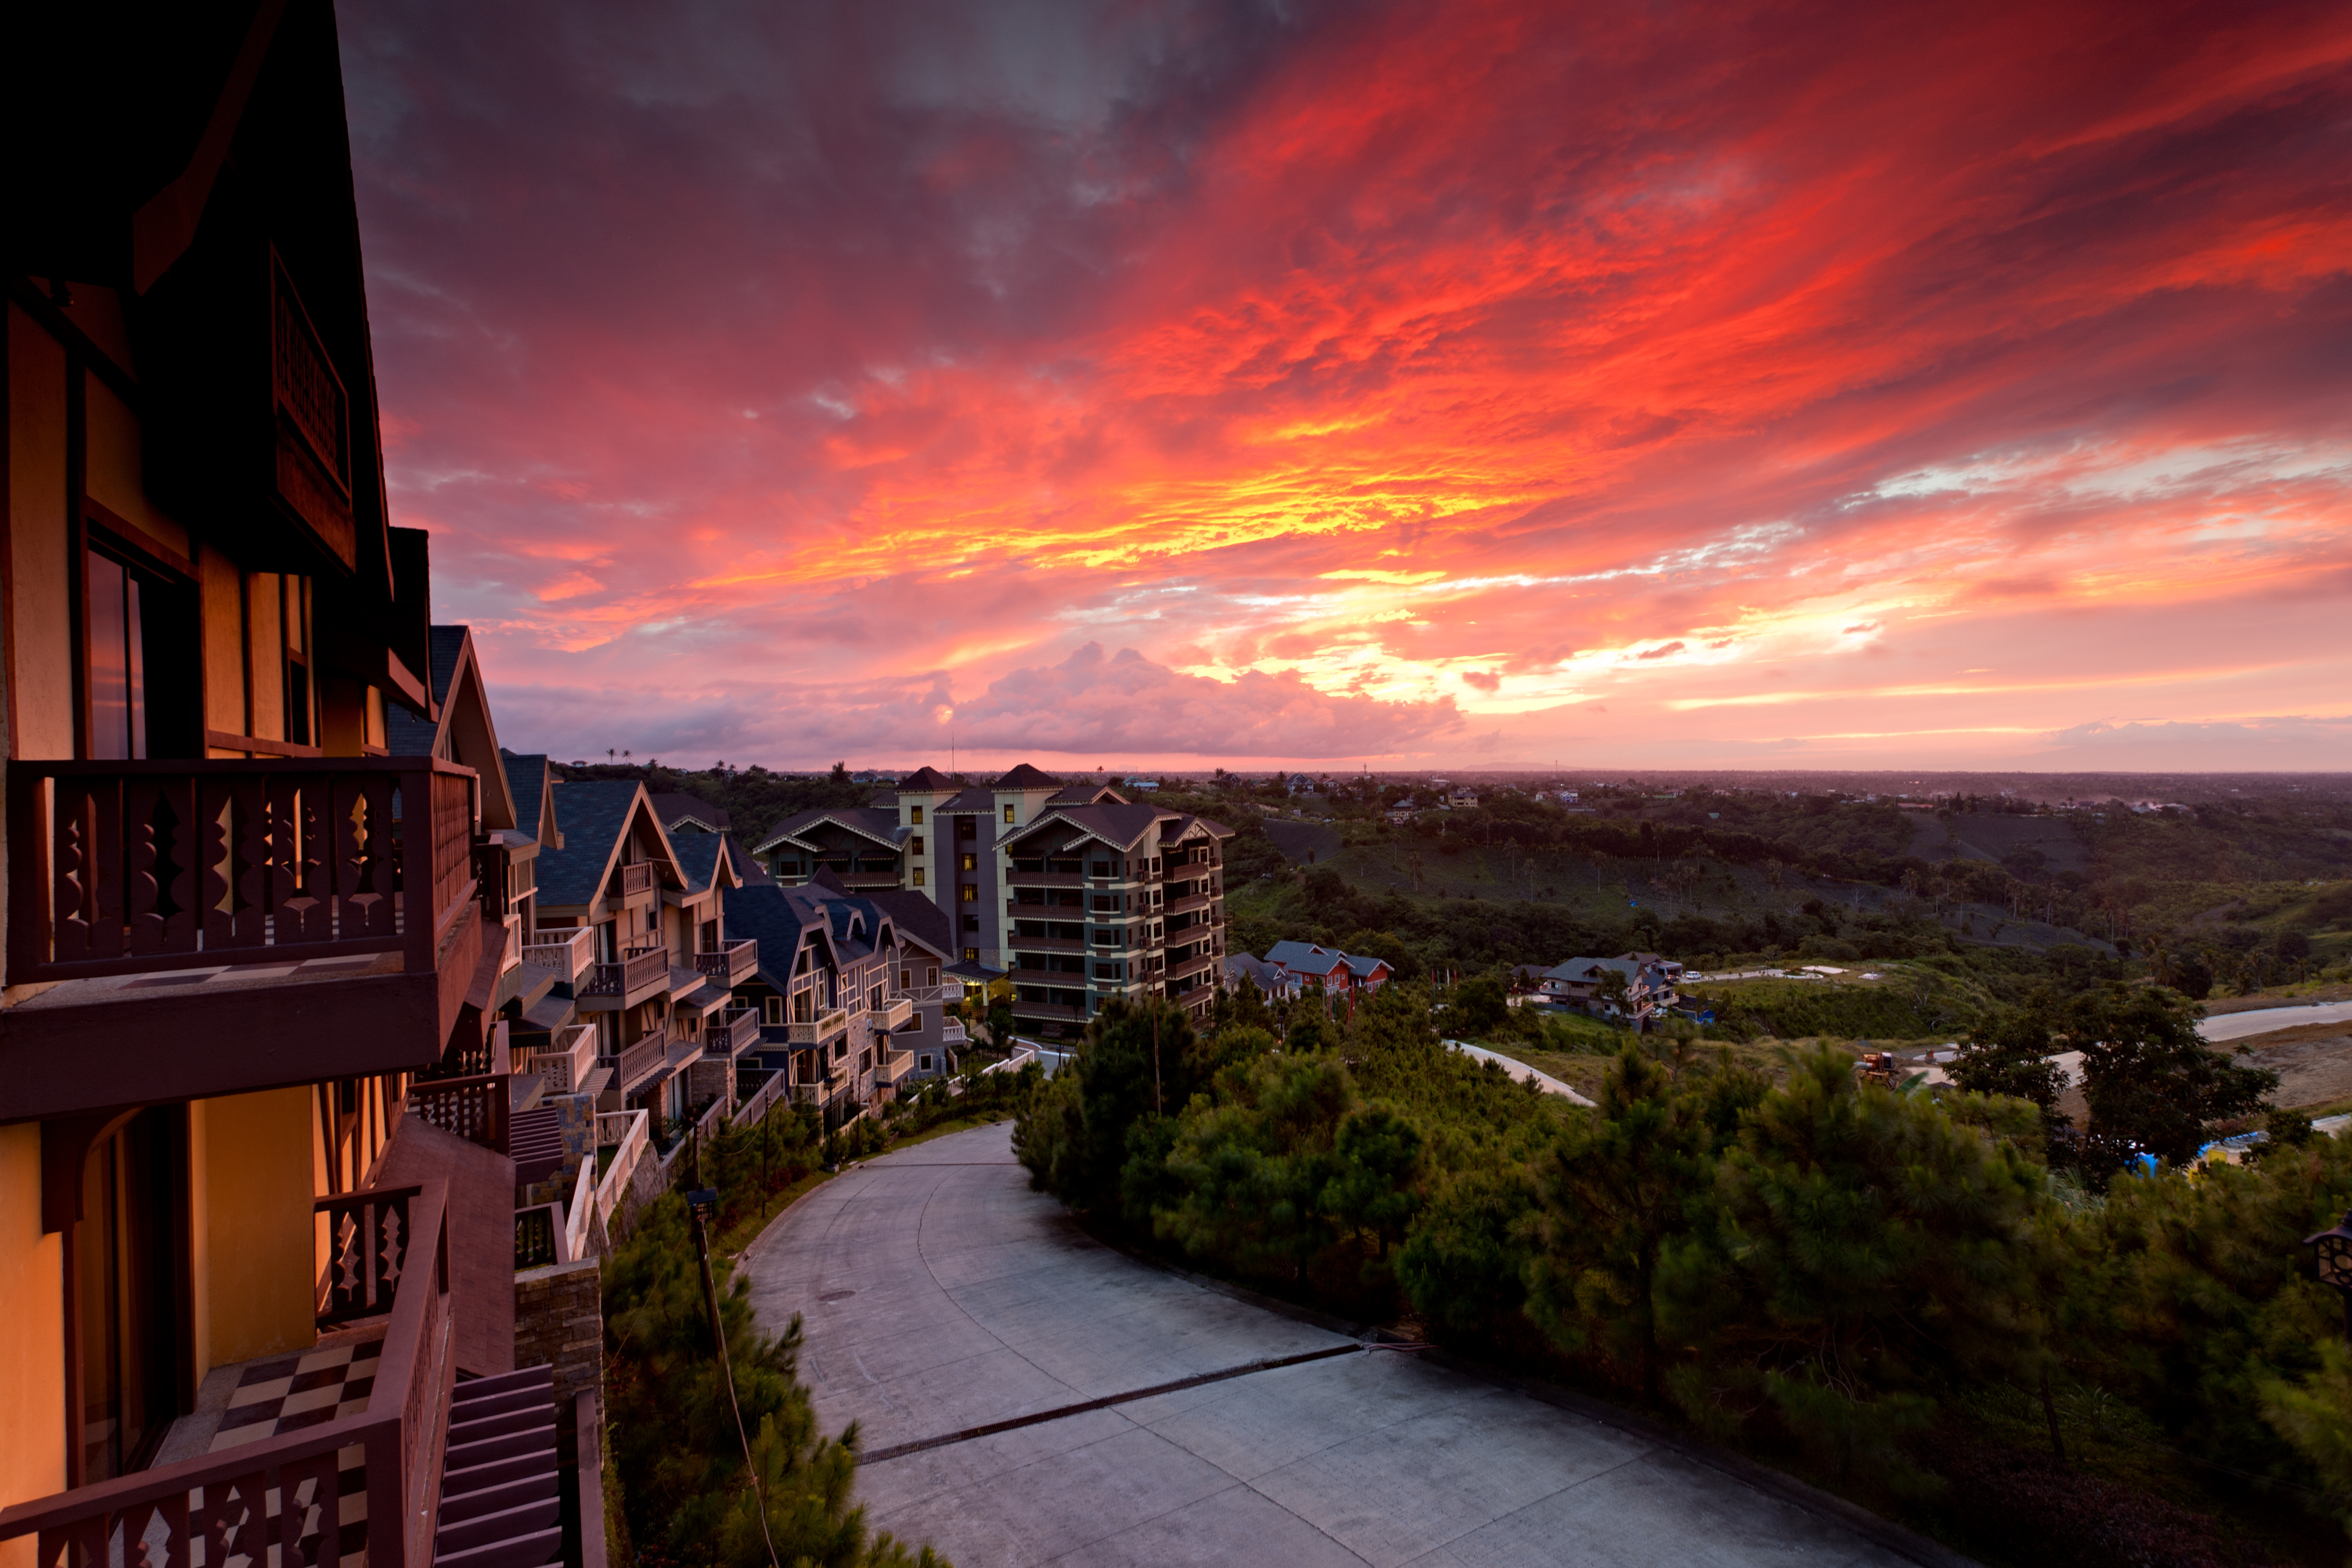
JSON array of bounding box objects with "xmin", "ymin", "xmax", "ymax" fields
[
  {"xmin": 693, "ymin": 937, "xmax": 759, "ymax": 987},
  {"xmin": 521, "ymin": 926, "xmax": 596, "ymax": 992},
  {"xmin": 873, "ymin": 995, "xmax": 913, "ymax": 1032},
  {"xmin": 0, "ymin": 1181, "xmax": 456, "ymax": 1568},
  {"xmin": 1007, "ymin": 865, "xmax": 1085, "ymax": 889},
  {"xmin": 783, "ymin": 1006, "xmax": 852, "ymax": 1048},
  {"xmin": 519, "ymin": 1021, "xmax": 600, "ymax": 1095},
  {"xmin": 708, "ymin": 1006, "xmax": 763, "ymax": 1059},
  {"xmin": 0, "ymin": 756, "xmax": 485, "ymax": 1122},
  {"xmin": 612, "ymin": 1024, "xmax": 701, "ymax": 1101},
  {"xmin": 1163, "ymin": 884, "xmax": 1219, "ymax": 917},
  {"xmin": 614, "ymin": 861, "xmax": 658, "ymax": 897},
  {"xmin": 577, "ymin": 944, "xmax": 670, "ymax": 1010}
]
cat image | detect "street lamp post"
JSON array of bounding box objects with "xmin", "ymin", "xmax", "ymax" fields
[{"xmin": 2304, "ymin": 1210, "xmax": 2352, "ymax": 1339}]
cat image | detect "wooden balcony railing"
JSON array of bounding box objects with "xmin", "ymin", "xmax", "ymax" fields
[
  {"xmin": 711, "ymin": 1007, "xmax": 761, "ymax": 1057},
  {"xmin": 594, "ymin": 1109, "xmax": 649, "ymax": 1228},
  {"xmin": 522, "ymin": 925, "xmax": 595, "ymax": 986},
  {"xmin": 613, "ymin": 1028, "xmax": 670, "ymax": 1094},
  {"xmin": 4, "ymin": 756, "xmax": 478, "ymax": 984},
  {"xmin": 693, "ymin": 938, "xmax": 759, "ymax": 986},
  {"xmin": 515, "ymin": 1203, "xmax": 560, "ymax": 1270},
  {"xmin": 874, "ymin": 995, "xmax": 913, "ymax": 1030},
  {"xmin": 520, "ymin": 1022, "xmax": 598, "ymax": 1093},
  {"xmin": 730, "ymin": 1065, "xmax": 791, "ymax": 1127},
  {"xmin": 785, "ymin": 1008, "xmax": 850, "ymax": 1046},
  {"xmin": 3, "ymin": 1179, "xmax": 459, "ymax": 1568},
  {"xmin": 406, "ymin": 1074, "xmax": 508, "ymax": 1154},
  {"xmin": 616, "ymin": 861, "xmax": 657, "ymax": 897},
  {"xmin": 580, "ymin": 946, "xmax": 669, "ymax": 1005}
]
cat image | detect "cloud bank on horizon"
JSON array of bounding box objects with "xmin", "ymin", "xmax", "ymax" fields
[{"xmin": 341, "ymin": 0, "xmax": 2352, "ymax": 772}]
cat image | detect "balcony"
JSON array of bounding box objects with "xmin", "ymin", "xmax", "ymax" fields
[
  {"xmin": 615, "ymin": 861, "xmax": 658, "ymax": 897},
  {"xmin": 711, "ymin": 1006, "xmax": 762, "ymax": 1058},
  {"xmin": 874, "ymin": 995, "xmax": 913, "ymax": 1031},
  {"xmin": 578, "ymin": 945, "xmax": 670, "ymax": 1010},
  {"xmin": 785, "ymin": 1007, "xmax": 852, "ymax": 1046},
  {"xmin": 693, "ymin": 937, "xmax": 759, "ymax": 987},
  {"xmin": 1, "ymin": 1181, "xmax": 453, "ymax": 1568},
  {"xmin": 1012, "ymin": 933, "xmax": 1086, "ymax": 953},
  {"xmin": 522, "ymin": 925, "xmax": 595, "ymax": 988},
  {"xmin": 520, "ymin": 1021, "xmax": 598, "ymax": 1093},
  {"xmin": 1164, "ymin": 889, "xmax": 1212, "ymax": 917},
  {"xmin": 613, "ymin": 1026, "xmax": 703, "ymax": 1097},
  {"xmin": 0, "ymin": 756, "xmax": 482, "ymax": 1122},
  {"xmin": 902, "ymin": 981, "xmax": 960, "ymax": 1004},
  {"xmin": 875, "ymin": 1048, "xmax": 918, "ymax": 1087},
  {"xmin": 1007, "ymin": 869, "xmax": 1084, "ymax": 889}
]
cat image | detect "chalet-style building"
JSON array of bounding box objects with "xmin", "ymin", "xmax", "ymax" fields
[
  {"xmin": 1000, "ymin": 800, "xmax": 1234, "ymax": 1037},
  {"xmin": 719, "ymin": 871, "xmax": 957, "ymax": 1126},
  {"xmin": 1537, "ymin": 956, "xmax": 1681, "ymax": 1026},
  {"xmin": 1260, "ymin": 942, "xmax": 1395, "ymax": 1002},
  {"xmin": 1, "ymin": 7, "xmax": 608, "ymax": 1563},
  {"xmin": 650, "ymin": 791, "xmax": 730, "ymax": 836}
]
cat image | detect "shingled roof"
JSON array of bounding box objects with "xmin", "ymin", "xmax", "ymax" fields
[
  {"xmin": 532, "ymin": 780, "xmax": 682, "ymax": 910},
  {"xmin": 896, "ymin": 765, "xmax": 955, "ymax": 793},
  {"xmin": 992, "ymin": 762, "xmax": 1061, "ymax": 790}
]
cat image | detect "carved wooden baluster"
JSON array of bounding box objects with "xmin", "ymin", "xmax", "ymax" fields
[
  {"xmin": 193, "ymin": 1470, "xmax": 266, "ymax": 1568},
  {"xmin": 89, "ymin": 777, "xmax": 125, "ymax": 960},
  {"xmin": 124, "ymin": 777, "xmax": 162, "ymax": 953},
  {"xmin": 291, "ymin": 780, "xmax": 330, "ymax": 942},
  {"xmin": 230, "ymin": 778, "xmax": 269, "ymax": 946},
  {"xmin": 121, "ymin": 1493, "xmax": 189, "ymax": 1568},
  {"xmin": 333, "ymin": 1206, "xmax": 363, "ymax": 1315},
  {"xmin": 279, "ymin": 1450, "xmax": 344, "ymax": 1568},
  {"xmin": 51, "ymin": 779, "xmax": 91, "ymax": 963},
  {"xmin": 35, "ymin": 1511, "xmax": 109, "ymax": 1568},
  {"xmin": 200, "ymin": 778, "xmax": 234, "ymax": 952},
  {"xmin": 367, "ymin": 775, "xmax": 397, "ymax": 936},
  {"xmin": 161, "ymin": 778, "xmax": 197, "ymax": 953},
  {"xmin": 378, "ymin": 1192, "xmax": 407, "ymax": 1299}
]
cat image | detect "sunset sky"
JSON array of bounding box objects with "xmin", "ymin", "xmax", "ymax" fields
[{"xmin": 338, "ymin": 0, "xmax": 2352, "ymax": 773}]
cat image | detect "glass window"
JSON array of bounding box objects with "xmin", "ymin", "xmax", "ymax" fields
[
  {"xmin": 910, "ymin": 806, "xmax": 924, "ymax": 825},
  {"xmin": 910, "ymin": 836, "xmax": 924, "ymax": 854},
  {"xmin": 960, "ymin": 884, "xmax": 976, "ymax": 902},
  {"xmin": 960, "ymin": 853, "xmax": 977, "ymax": 872},
  {"xmin": 912, "ymin": 867, "xmax": 926, "ymax": 887},
  {"xmin": 86, "ymin": 550, "xmax": 146, "ymax": 760},
  {"xmin": 1003, "ymin": 804, "xmax": 1015, "ymax": 824},
  {"xmin": 963, "ymin": 947, "xmax": 978, "ymax": 962}
]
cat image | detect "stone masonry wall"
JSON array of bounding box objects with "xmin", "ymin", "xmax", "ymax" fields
[{"xmin": 514, "ymin": 1256, "xmax": 603, "ymax": 1463}]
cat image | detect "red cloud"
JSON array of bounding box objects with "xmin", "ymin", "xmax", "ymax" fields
[{"xmin": 340, "ymin": 0, "xmax": 2352, "ymax": 769}]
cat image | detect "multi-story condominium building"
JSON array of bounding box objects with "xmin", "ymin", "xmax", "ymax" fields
[
  {"xmin": 759, "ymin": 763, "xmax": 1128, "ymax": 974},
  {"xmin": 0, "ymin": 9, "xmax": 614, "ymax": 1564},
  {"xmin": 1001, "ymin": 801, "xmax": 1234, "ymax": 1037}
]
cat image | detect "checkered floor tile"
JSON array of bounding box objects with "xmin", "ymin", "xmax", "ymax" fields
[{"xmin": 208, "ymin": 1331, "xmax": 383, "ymax": 1564}]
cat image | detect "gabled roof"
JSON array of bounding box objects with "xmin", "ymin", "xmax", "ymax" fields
[
  {"xmin": 1266, "ymin": 940, "xmax": 1350, "ymax": 976},
  {"xmin": 897, "ymin": 766, "xmax": 956, "ymax": 793},
  {"xmin": 1542, "ymin": 957, "xmax": 1659, "ymax": 986},
  {"xmin": 1344, "ymin": 954, "xmax": 1392, "ymax": 979},
  {"xmin": 500, "ymin": 752, "xmax": 562, "ymax": 850},
  {"xmin": 531, "ymin": 780, "xmax": 687, "ymax": 910},
  {"xmin": 722, "ymin": 883, "xmax": 829, "ymax": 991},
  {"xmin": 1048, "ymin": 783, "xmax": 1127, "ymax": 806},
  {"xmin": 669, "ymin": 833, "xmax": 740, "ymax": 897},
  {"xmin": 751, "ymin": 807, "xmax": 905, "ymax": 855},
  {"xmin": 993, "ymin": 763, "xmax": 1061, "ymax": 791},
  {"xmin": 650, "ymin": 791, "xmax": 730, "ymax": 833},
  {"xmin": 1006, "ymin": 802, "xmax": 1174, "ymax": 855},
  {"xmin": 867, "ymin": 890, "xmax": 953, "ymax": 961},
  {"xmin": 386, "ymin": 625, "xmax": 519, "ymax": 832}
]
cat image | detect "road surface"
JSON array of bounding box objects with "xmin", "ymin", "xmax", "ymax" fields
[
  {"xmin": 2200, "ymin": 1001, "xmax": 2352, "ymax": 1044},
  {"xmin": 740, "ymin": 1122, "xmax": 1940, "ymax": 1567}
]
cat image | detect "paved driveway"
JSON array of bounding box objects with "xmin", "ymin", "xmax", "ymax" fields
[{"xmin": 741, "ymin": 1122, "xmax": 1934, "ymax": 1567}]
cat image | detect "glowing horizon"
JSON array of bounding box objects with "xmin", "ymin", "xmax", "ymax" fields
[{"xmin": 343, "ymin": 0, "xmax": 2352, "ymax": 774}]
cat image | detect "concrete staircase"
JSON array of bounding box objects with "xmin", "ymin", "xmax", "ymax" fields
[{"xmin": 435, "ymin": 1365, "xmax": 564, "ymax": 1568}]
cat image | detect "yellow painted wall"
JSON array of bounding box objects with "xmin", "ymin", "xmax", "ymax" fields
[
  {"xmin": 82, "ymin": 376, "xmax": 189, "ymax": 561},
  {"xmin": 0, "ymin": 1124, "xmax": 65, "ymax": 1564},
  {"xmin": 193, "ymin": 1088, "xmax": 317, "ymax": 1369},
  {"xmin": 7, "ymin": 302, "xmax": 74, "ymax": 760}
]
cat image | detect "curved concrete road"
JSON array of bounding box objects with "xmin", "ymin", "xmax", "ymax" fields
[
  {"xmin": 2201, "ymin": 1001, "xmax": 2352, "ymax": 1043},
  {"xmin": 741, "ymin": 1123, "xmax": 1930, "ymax": 1567}
]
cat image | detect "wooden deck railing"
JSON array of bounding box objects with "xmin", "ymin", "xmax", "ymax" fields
[
  {"xmin": 616, "ymin": 862, "xmax": 657, "ymax": 896},
  {"xmin": 4, "ymin": 756, "xmax": 478, "ymax": 984},
  {"xmin": 594, "ymin": 1108, "xmax": 649, "ymax": 1227},
  {"xmin": 406, "ymin": 1074, "xmax": 509, "ymax": 1155},
  {"xmin": 563, "ymin": 1151, "xmax": 599, "ymax": 1262},
  {"xmin": 521, "ymin": 925, "xmax": 595, "ymax": 986},
  {"xmin": 785, "ymin": 1007, "xmax": 850, "ymax": 1045},
  {"xmin": 580, "ymin": 946, "xmax": 669, "ymax": 1002},
  {"xmin": 4, "ymin": 1182, "xmax": 454, "ymax": 1568},
  {"xmin": 711, "ymin": 1007, "xmax": 761, "ymax": 1057},
  {"xmin": 693, "ymin": 938, "xmax": 759, "ymax": 986},
  {"xmin": 520, "ymin": 1022, "xmax": 598, "ymax": 1093},
  {"xmin": 730, "ymin": 1066, "xmax": 791, "ymax": 1127},
  {"xmin": 613, "ymin": 1029, "xmax": 671, "ymax": 1094},
  {"xmin": 515, "ymin": 1203, "xmax": 562, "ymax": 1269}
]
